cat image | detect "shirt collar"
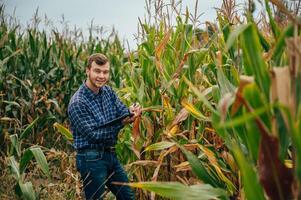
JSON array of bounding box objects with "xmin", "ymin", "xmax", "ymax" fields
[{"xmin": 82, "ymin": 80, "xmax": 103, "ymax": 99}]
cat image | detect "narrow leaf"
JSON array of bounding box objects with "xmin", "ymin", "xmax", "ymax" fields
[
  {"xmin": 19, "ymin": 149, "xmax": 34, "ymax": 174},
  {"xmin": 8, "ymin": 156, "xmax": 20, "ymax": 180},
  {"xmin": 128, "ymin": 182, "xmax": 228, "ymax": 200},
  {"xmin": 19, "ymin": 181, "xmax": 36, "ymax": 200},
  {"xmin": 226, "ymin": 23, "xmax": 250, "ymax": 51},
  {"xmin": 144, "ymin": 141, "xmax": 175, "ymax": 152},
  {"xmin": 218, "ymin": 104, "xmax": 272, "ymax": 129},
  {"xmin": 30, "ymin": 147, "xmax": 50, "ymax": 178},
  {"xmin": 183, "ymin": 76, "xmax": 218, "ymax": 115},
  {"xmin": 272, "ymin": 24, "xmax": 294, "ymax": 66},
  {"xmin": 231, "ymin": 143, "xmax": 265, "ymax": 200},
  {"xmin": 240, "ymin": 23, "xmax": 270, "ymax": 99},
  {"xmin": 9, "ymin": 134, "xmax": 20, "ymax": 157},
  {"xmin": 20, "ymin": 117, "xmax": 39, "ymax": 140},
  {"xmin": 179, "ymin": 146, "xmax": 220, "ymax": 187},
  {"xmin": 181, "ymin": 100, "xmax": 209, "ymax": 121}
]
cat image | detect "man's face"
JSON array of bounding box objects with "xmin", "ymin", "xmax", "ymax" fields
[{"xmin": 86, "ymin": 61, "xmax": 110, "ymax": 89}]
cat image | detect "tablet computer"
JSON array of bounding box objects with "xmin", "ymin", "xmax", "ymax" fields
[{"xmin": 101, "ymin": 112, "xmax": 134, "ymax": 127}]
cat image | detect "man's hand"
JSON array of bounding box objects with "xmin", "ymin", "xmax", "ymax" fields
[
  {"xmin": 129, "ymin": 102, "xmax": 142, "ymax": 117},
  {"xmin": 122, "ymin": 103, "xmax": 142, "ymax": 125}
]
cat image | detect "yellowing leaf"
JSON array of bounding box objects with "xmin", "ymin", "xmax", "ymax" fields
[
  {"xmin": 166, "ymin": 125, "xmax": 179, "ymax": 137},
  {"xmin": 53, "ymin": 122, "xmax": 73, "ymax": 141},
  {"xmin": 144, "ymin": 141, "xmax": 175, "ymax": 152},
  {"xmin": 163, "ymin": 94, "xmax": 174, "ymax": 121},
  {"xmin": 181, "ymin": 100, "xmax": 209, "ymax": 121}
]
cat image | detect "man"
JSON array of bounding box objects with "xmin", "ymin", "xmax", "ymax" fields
[{"xmin": 68, "ymin": 53, "xmax": 141, "ymax": 200}]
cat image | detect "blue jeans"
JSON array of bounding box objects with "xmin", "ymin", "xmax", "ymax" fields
[{"xmin": 76, "ymin": 149, "xmax": 134, "ymax": 200}]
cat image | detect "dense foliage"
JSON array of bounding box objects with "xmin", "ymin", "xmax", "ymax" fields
[{"xmin": 1, "ymin": 0, "xmax": 301, "ymax": 199}]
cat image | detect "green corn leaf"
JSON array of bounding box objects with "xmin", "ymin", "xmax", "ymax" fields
[
  {"xmin": 20, "ymin": 117, "xmax": 39, "ymax": 140},
  {"xmin": 264, "ymin": 0, "xmax": 280, "ymax": 39},
  {"xmin": 278, "ymin": 104, "xmax": 301, "ymax": 182},
  {"xmin": 179, "ymin": 146, "xmax": 220, "ymax": 188},
  {"xmin": 257, "ymin": 28, "xmax": 270, "ymax": 52},
  {"xmin": 243, "ymin": 119, "xmax": 260, "ymax": 162},
  {"xmin": 231, "ymin": 142, "xmax": 265, "ymax": 200},
  {"xmin": 0, "ymin": 49, "xmax": 22, "ymax": 67},
  {"xmin": 221, "ymin": 23, "xmax": 235, "ymax": 59},
  {"xmin": 183, "ymin": 76, "xmax": 218, "ymax": 115},
  {"xmin": 217, "ymin": 104, "xmax": 273, "ymax": 129},
  {"xmin": 19, "ymin": 181, "xmax": 36, "ymax": 200},
  {"xmin": 217, "ymin": 68, "xmax": 236, "ymax": 96},
  {"xmin": 144, "ymin": 141, "xmax": 175, "ymax": 152},
  {"xmin": 19, "ymin": 149, "xmax": 34, "ymax": 175},
  {"xmin": 240, "ymin": 23, "xmax": 270, "ymax": 99},
  {"xmin": 243, "ymin": 83, "xmax": 271, "ymax": 130},
  {"xmin": 271, "ymin": 24, "xmax": 294, "ymax": 66},
  {"xmin": 28, "ymin": 30, "xmax": 36, "ymax": 55},
  {"xmin": 225, "ymin": 23, "xmax": 250, "ymax": 51},
  {"xmin": 30, "ymin": 147, "xmax": 50, "ymax": 178},
  {"xmin": 274, "ymin": 107, "xmax": 290, "ymax": 161},
  {"xmin": 128, "ymin": 182, "xmax": 228, "ymax": 200},
  {"xmin": 9, "ymin": 134, "xmax": 20, "ymax": 157},
  {"xmin": 8, "ymin": 156, "xmax": 20, "ymax": 180}
]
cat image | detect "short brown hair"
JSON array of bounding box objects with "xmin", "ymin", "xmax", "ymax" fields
[{"xmin": 87, "ymin": 53, "xmax": 109, "ymax": 69}]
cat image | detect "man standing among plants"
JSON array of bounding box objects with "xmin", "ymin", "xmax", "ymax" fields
[{"xmin": 68, "ymin": 53, "xmax": 141, "ymax": 200}]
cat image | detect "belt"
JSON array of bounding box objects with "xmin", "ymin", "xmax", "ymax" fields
[{"xmin": 77, "ymin": 146, "xmax": 116, "ymax": 153}]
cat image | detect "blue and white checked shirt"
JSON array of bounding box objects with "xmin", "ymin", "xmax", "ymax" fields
[{"xmin": 68, "ymin": 82, "xmax": 130, "ymax": 150}]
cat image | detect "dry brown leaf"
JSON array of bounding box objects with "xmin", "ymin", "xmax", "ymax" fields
[
  {"xmin": 132, "ymin": 117, "xmax": 141, "ymax": 141},
  {"xmin": 154, "ymin": 29, "xmax": 172, "ymax": 74},
  {"xmin": 151, "ymin": 146, "xmax": 178, "ymax": 182},
  {"xmin": 142, "ymin": 116, "xmax": 154, "ymax": 147},
  {"xmin": 231, "ymin": 75, "xmax": 254, "ymax": 115},
  {"xmin": 220, "ymin": 151, "xmax": 237, "ymax": 172},
  {"xmin": 175, "ymin": 175, "xmax": 189, "ymax": 185},
  {"xmin": 173, "ymin": 161, "xmax": 191, "ymax": 172},
  {"xmin": 126, "ymin": 160, "xmax": 159, "ymax": 168},
  {"xmin": 270, "ymin": 66, "xmax": 291, "ymax": 107},
  {"xmin": 218, "ymin": 93, "xmax": 234, "ymax": 121},
  {"xmin": 270, "ymin": 66, "xmax": 293, "ymax": 128},
  {"xmin": 155, "ymin": 29, "xmax": 172, "ymax": 58},
  {"xmin": 170, "ymin": 107, "xmax": 189, "ymax": 128},
  {"xmin": 165, "ymin": 125, "xmax": 179, "ymax": 138}
]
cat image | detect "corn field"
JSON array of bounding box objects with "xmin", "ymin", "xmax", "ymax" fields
[{"xmin": 1, "ymin": 0, "xmax": 301, "ymax": 199}]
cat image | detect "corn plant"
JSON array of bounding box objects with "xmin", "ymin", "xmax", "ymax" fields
[
  {"xmin": 0, "ymin": 4, "xmax": 127, "ymax": 198},
  {"xmin": 159, "ymin": 1, "xmax": 301, "ymax": 199},
  {"xmin": 7, "ymin": 117, "xmax": 50, "ymax": 200},
  {"xmin": 1, "ymin": 0, "xmax": 301, "ymax": 199},
  {"xmin": 112, "ymin": 2, "xmax": 238, "ymax": 199},
  {"xmin": 120, "ymin": 1, "xmax": 301, "ymax": 199}
]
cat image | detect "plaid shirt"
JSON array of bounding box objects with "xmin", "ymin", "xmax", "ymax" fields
[{"xmin": 68, "ymin": 82, "xmax": 130, "ymax": 150}]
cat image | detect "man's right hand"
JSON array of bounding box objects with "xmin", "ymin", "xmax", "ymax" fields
[
  {"xmin": 122, "ymin": 103, "xmax": 142, "ymax": 125},
  {"xmin": 129, "ymin": 103, "xmax": 142, "ymax": 117}
]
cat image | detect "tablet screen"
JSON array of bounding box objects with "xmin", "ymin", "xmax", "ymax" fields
[{"xmin": 101, "ymin": 112, "xmax": 134, "ymax": 127}]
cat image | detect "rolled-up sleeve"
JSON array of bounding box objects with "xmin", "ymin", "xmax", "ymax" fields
[{"xmin": 109, "ymin": 88, "xmax": 130, "ymax": 130}]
